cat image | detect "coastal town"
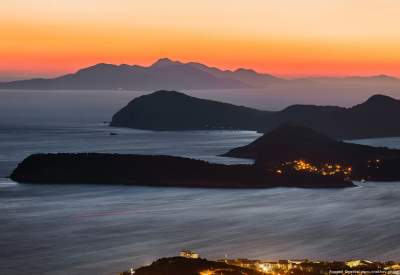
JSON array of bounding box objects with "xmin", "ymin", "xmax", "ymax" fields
[
  {"xmin": 120, "ymin": 251, "xmax": 400, "ymax": 275},
  {"xmin": 274, "ymin": 159, "xmax": 353, "ymax": 177}
]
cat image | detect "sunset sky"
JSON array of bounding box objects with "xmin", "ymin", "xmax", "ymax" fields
[{"xmin": 1, "ymin": 0, "xmax": 400, "ymax": 80}]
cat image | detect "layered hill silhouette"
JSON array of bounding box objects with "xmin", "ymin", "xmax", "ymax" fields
[
  {"xmin": 223, "ymin": 124, "xmax": 400, "ymax": 181},
  {"xmin": 111, "ymin": 90, "xmax": 400, "ymax": 139},
  {"xmin": 0, "ymin": 58, "xmax": 286, "ymax": 90},
  {"xmin": 2, "ymin": 57, "xmax": 399, "ymax": 90}
]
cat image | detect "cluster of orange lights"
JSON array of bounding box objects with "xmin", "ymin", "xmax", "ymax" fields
[
  {"xmin": 276, "ymin": 160, "xmax": 352, "ymax": 177},
  {"xmin": 293, "ymin": 160, "xmax": 318, "ymax": 173},
  {"xmin": 320, "ymin": 163, "xmax": 352, "ymax": 176},
  {"xmin": 199, "ymin": 270, "xmax": 215, "ymax": 275}
]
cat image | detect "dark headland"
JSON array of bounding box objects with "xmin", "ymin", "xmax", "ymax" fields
[
  {"xmin": 111, "ymin": 90, "xmax": 267, "ymax": 131},
  {"xmin": 223, "ymin": 124, "xmax": 400, "ymax": 181},
  {"xmin": 111, "ymin": 90, "xmax": 400, "ymax": 139},
  {"xmin": 10, "ymin": 153, "xmax": 354, "ymax": 188},
  {"xmin": 120, "ymin": 257, "xmax": 264, "ymax": 275}
]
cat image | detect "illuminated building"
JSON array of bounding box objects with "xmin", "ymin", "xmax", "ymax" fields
[
  {"xmin": 288, "ymin": 259, "xmax": 306, "ymax": 265},
  {"xmin": 385, "ymin": 263, "xmax": 400, "ymax": 270},
  {"xmin": 180, "ymin": 250, "xmax": 200, "ymax": 259},
  {"xmin": 345, "ymin": 259, "xmax": 373, "ymax": 268}
]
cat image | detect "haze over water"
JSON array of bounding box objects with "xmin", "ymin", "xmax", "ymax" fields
[{"xmin": 1, "ymin": 90, "xmax": 400, "ymax": 275}]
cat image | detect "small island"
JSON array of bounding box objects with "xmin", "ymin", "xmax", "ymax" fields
[
  {"xmin": 10, "ymin": 153, "xmax": 354, "ymax": 188},
  {"xmin": 223, "ymin": 124, "xmax": 400, "ymax": 181}
]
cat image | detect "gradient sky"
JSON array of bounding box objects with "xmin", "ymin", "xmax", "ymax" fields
[{"xmin": 1, "ymin": 0, "xmax": 400, "ymax": 80}]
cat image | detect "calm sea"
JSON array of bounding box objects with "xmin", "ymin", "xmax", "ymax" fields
[{"xmin": 1, "ymin": 90, "xmax": 400, "ymax": 275}]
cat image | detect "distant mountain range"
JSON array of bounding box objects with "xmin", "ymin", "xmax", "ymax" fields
[
  {"xmin": 111, "ymin": 90, "xmax": 400, "ymax": 139},
  {"xmin": 1, "ymin": 58, "xmax": 398, "ymax": 90},
  {"xmin": 0, "ymin": 58, "xmax": 285, "ymax": 90}
]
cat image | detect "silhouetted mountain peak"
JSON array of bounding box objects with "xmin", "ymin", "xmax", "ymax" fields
[
  {"xmin": 253, "ymin": 124, "xmax": 334, "ymax": 146},
  {"xmin": 367, "ymin": 74, "xmax": 398, "ymax": 81},
  {"xmin": 89, "ymin": 63, "xmax": 115, "ymax": 68},
  {"xmin": 151, "ymin": 58, "xmax": 182, "ymax": 68},
  {"xmin": 147, "ymin": 90, "xmax": 185, "ymax": 97},
  {"xmin": 233, "ymin": 68, "xmax": 282, "ymax": 82},
  {"xmin": 234, "ymin": 68, "xmax": 258, "ymax": 74},
  {"xmin": 76, "ymin": 63, "xmax": 118, "ymax": 73},
  {"xmin": 111, "ymin": 90, "xmax": 264, "ymax": 130},
  {"xmin": 374, "ymin": 74, "xmax": 397, "ymax": 80},
  {"xmin": 365, "ymin": 94, "xmax": 397, "ymax": 104},
  {"xmin": 351, "ymin": 94, "xmax": 400, "ymax": 111},
  {"xmin": 222, "ymin": 124, "xmax": 338, "ymax": 160},
  {"xmin": 281, "ymin": 104, "xmax": 344, "ymax": 113}
]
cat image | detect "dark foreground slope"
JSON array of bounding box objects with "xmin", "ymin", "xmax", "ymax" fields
[
  {"xmin": 121, "ymin": 257, "xmax": 395, "ymax": 275},
  {"xmin": 121, "ymin": 257, "xmax": 264, "ymax": 275},
  {"xmin": 111, "ymin": 91, "xmax": 400, "ymax": 139},
  {"xmin": 223, "ymin": 125, "xmax": 400, "ymax": 181},
  {"xmin": 10, "ymin": 153, "xmax": 353, "ymax": 188}
]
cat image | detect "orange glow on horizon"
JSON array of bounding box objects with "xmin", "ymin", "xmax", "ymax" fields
[{"xmin": 2, "ymin": 0, "xmax": 400, "ymax": 79}]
